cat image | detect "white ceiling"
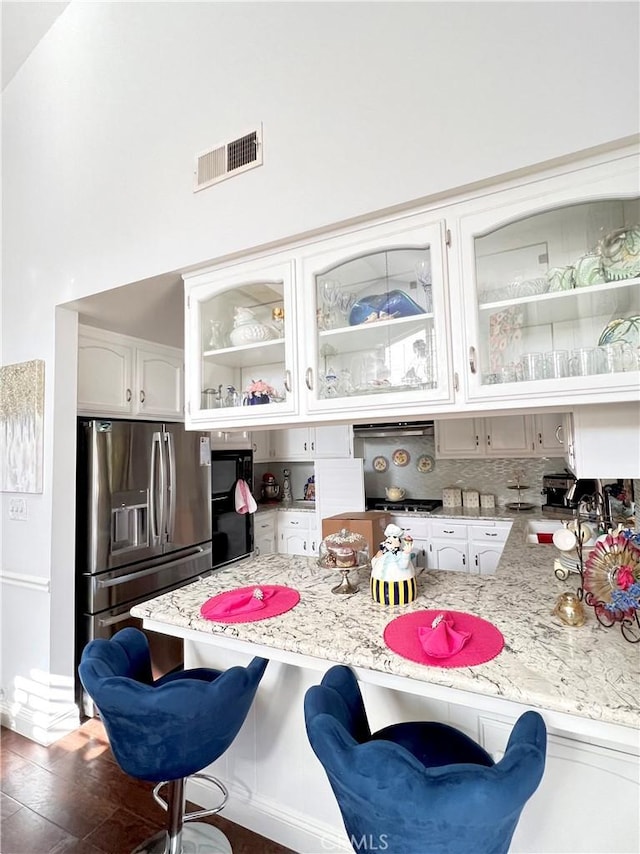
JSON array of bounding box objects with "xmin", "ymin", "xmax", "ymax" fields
[{"xmin": 1, "ymin": 1, "xmax": 69, "ymax": 91}]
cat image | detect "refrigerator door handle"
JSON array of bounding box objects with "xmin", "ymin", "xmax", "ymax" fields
[
  {"xmin": 95, "ymin": 546, "xmax": 208, "ymax": 589},
  {"xmin": 150, "ymin": 431, "xmax": 165, "ymax": 545},
  {"xmin": 164, "ymin": 430, "xmax": 176, "ymax": 543}
]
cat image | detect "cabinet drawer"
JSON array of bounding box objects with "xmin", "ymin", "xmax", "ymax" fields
[
  {"xmin": 389, "ymin": 516, "xmax": 430, "ymax": 538},
  {"xmin": 430, "ymin": 521, "xmax": 467, "ymax": 539},
  {"xmin": 469, "ymin": 526, "xmax": 511, "ymax": 544},
  {"xmin": 277, "ymin": 512, "xmax": 311, "ymax": 532}
]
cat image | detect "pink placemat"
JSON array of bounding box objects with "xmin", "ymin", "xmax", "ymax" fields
[
  {"xmin": 200, "ymin": 585, "xmax": 300, "ymax": 624},
  {"xmin": 383, "ymin": 609, "xmax": 504, "ymax": 668}
]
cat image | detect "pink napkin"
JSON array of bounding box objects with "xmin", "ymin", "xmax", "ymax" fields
[
  {"xmin": 417, "ymin": 612, "xmax": 471, "ymax": 658},
  {"xmin": 202, "ymin": 587, "xmax": 270, "ymax": 619},
  {"xmin": 235, "ymin": 479, "xmax": 257, "ymax": 515}
]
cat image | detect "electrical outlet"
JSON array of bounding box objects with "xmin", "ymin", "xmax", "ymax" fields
[{"xmin": 9, "ymin": 498, "xmax": 28, "ymax": 520}]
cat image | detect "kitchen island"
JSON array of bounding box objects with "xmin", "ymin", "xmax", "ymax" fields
[{"xmin": 132, "ymin": 514, "xmax": 639, "ymax": 853}]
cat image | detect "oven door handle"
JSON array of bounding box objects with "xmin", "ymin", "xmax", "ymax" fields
[
  {"xmin": 97, "ymin": 611, "xmax": 141, "ymax": 628},
  {"xmin": 95, "ymin": 546, "xmax": 209, "ymax": 589}
]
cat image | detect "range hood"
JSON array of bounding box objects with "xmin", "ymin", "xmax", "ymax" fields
[{"xmin": 353, "ymin": 421, "xmax": 435, "ymax": 438}]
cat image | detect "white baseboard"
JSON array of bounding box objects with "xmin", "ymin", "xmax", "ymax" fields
[
  {"xmin": 1, "ymin": 697, "xmax": 80, "ymax": 746},
  {"xmin": 188, "ymin": 775, "xmax": 351, "ymax": 854}
]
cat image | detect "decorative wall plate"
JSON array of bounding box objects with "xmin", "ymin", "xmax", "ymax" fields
[
  {"xmin": 392, "ymin": 448, "xmax": 410, "ymax": 467},
  {"xmin": 372, "ymin": 455, "xmax": 388, "ymax": 473},
  {"xmin": 417, "ymin": 454, "xmax": 435, "ymax": 473}
]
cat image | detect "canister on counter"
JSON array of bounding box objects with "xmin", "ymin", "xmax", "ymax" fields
[
  {"xmin": 442, "ymin": 487, "xmax": 462, "ymax": 508},
  {"xmin": 462, "ymin": 489, "xmax": 480, "ymax": 508},
  {"xmin": 480, "ymin": 493, "xmax": 496, "ymax": 510}
]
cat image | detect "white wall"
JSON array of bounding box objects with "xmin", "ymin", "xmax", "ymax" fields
[{"xmin": 1, "ymin": 2, "xmax": 638, "ymax": 742}]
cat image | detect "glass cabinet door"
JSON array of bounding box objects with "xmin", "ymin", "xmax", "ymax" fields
[
  {"xmin": 184, "ymin": 258, "xmax": 297, "ymax": 425},
  {"xmin": 463, "ymin": 195, "xmax": 639, "ymax": 399},
  {"xmin": 301, "ymin": 217, "xmax": 452, "ymax": 413}
]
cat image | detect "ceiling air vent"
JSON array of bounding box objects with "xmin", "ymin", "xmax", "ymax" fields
[{"xmin": 194, "ymin": 124, "xmax": 263, "ymax": 192}]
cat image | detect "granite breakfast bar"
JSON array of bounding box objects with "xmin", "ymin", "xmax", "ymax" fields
[{"xmin": 131, "ymin": 514, "xmax": 640, "ymax": 854}]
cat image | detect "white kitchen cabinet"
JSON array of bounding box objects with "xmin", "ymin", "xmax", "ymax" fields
[
  {"xmin": 277, "ymin": 511, "xmax": 316, "ymax": 556},
  {"xmin": 78, "ymin": 326, "xmax": 183, "ymax": 420},
  {"xmin": 435, "ymin": 415, "xmax": 547, "ymax": 459},
  {"xmin": 532, "ymin": 412, "xmax": 566, "ymax": 457},
  {"xmin": 424, "ymin": 519, "xmax": 511, "ymax": 574},
  {"xmin": 250, "ymin": 430, "xmax": 272, "ymax": 462},
  {"xmin": 271, "ymin": 425, "xmax": 353, "ymax": 461},
  {"xmin": 564, "ymin": 403, "xmax": 640, "ymax": 478},
  {"xmin": 455, "ymin": 152, "xmax": 639, "ymax": 408},
  {"xmin": 254, "ymin": 511, "xmax": 277, "ymax": 556},
  {"xmin": 210, "ymin": 430, "xmax": 252, "ymax": 450}
]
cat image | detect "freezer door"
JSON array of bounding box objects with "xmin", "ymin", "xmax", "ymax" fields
[
  {"xmin": 81, "ymin": 542, "xmax": 213, "ymax": 615},
  {"xmin": 162, "ymin": 425, "xmax": 211, "ymax": 551},
  {"xmin": 77, "ymin": 419, "xmax": 165, "ymax": 573}
]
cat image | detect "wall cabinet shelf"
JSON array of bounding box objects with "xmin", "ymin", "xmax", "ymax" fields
[{"xmin": 78, "ymin": 326, "xmax": 183, "ymax": 420}]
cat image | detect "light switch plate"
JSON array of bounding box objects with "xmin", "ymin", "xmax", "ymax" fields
[{"xmin": 9, "ymin": 498, "xmax": 28, "ymax": 520}]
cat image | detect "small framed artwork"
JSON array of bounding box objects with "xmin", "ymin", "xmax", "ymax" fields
[{"xmin": 0, "ymin": 359, "xmax": 45, "ymax": 493}]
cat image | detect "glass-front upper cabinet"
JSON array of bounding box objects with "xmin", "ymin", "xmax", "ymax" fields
[
  {"xmin": 299, "ymin": 214, "xmax": 453, "ymax": 415},
  {"xmin": 459, "ymin": 171, "xmax": 640, "ymax": 404},
  {"xmin": 183, "ymin": 256, "xmax": 298, "ymax": 428}
]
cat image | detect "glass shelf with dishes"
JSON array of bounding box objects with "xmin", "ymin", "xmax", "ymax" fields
[
  {"xmin": 467, "ymin": 196, "xmax": 640, "ymax": 391},
  {"xmin": 185, "ymin": 259, "xmax": 299, "ymax": 423},
  {"xmin": 303, "ymin": 226, "xmax": 451, "ymax": 409}
]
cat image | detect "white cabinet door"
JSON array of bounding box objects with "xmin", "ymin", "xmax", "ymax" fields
[
  {"xmin": 254, "ymin": 511, "xmax": 277, "ymax": 556},
  {"xmin": 250, "ymin": 431, "xmax": 273, "ymax": 462},
  {"xmin": 277, "ymin": 511, "xmax": 311, "ymax": 556},
  {"xmin": 271, "ymin": 427, "xmax": 312, "ymax": 460},
  {"xmin": 456, "ymin": 155, "xmax": 640, "ymax": 408},
  {"xmin": 135, "ymin": 347, "xmax": 183, "ymax": 419},
  {"xmin": 78, "ymin": 327, "xmax": 184, "ymax": 420},
  {"xmin": 78, "ymin": 331, "xmax": 134, "ymax": 415},
  {"xmin": 435, "ymin": 419, "xmax": 482, "ymax": 458},
  {"xmin": 428, "ymin": 540, "xmax": 468, "ymax": 572},
  {"xmin": 313, "ymin": 425, "xmax": 352, "ymax": 458},
  {"xmin": 484, "ymin": 414, "xmax": 533, "ymax": 457},
  {"xmin": 533, "ymin": 413, "xmax": 565, "ymax": 457},
  {"xmin": 470, "ymin": 545, "xmax": 502, "ymax": 575}
]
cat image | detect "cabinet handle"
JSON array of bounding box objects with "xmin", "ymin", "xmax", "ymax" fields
[
  {"xmin": 462, "ymin": 554, "xmax": 466, "ymax": 565},
  {"xmin": 311, "ymin": 441, "xmax": 315, "ymax": 451},
  {"xmin": 475, "ymin": 435, "xmax": 479, "ymax": 447},
  {"xmin": 304, "ymin": 442, "xmax": 307, "ymax": 451},
  {"xmin": 555, "ymin": 425, "xmax": 564, "ymax": 445},
  {"xmin": 255, "ymin": 546, "xmax": 261, "ymax": 556},
  {"xmin": 486, "ymin": 435, "xmax": 491, "ymax": 446},
  {"xmin": 126, "ymin": 388, "xmax": 132, "ymax": 402},
  {"xmin": 468, "ymin": 346, "xmax": 477, "ymax": 374},
  {"xmin": 292, "ymin": 521, "xmax": 299, "ymax": 526},
  {"xmin": 454, "ymin": 372, "xmax": 459, "ymax": 392},
  {"xmin": 140, "ymin": 390, "xmax": 145, "ymax": 404},
  {"xmin": 475, "ymin": 555, "xmax": 478, "ymax": 566},
  {"xmin": 304, "ymin": 540, "xmax": 307, "ymax": 551},
  {"xmin": 538, "ymin": 432, "xmax": 543, "ymax": 446},
  {"xmin": 252, "ymin": 443, "xmax": 257, "ymax": 452},
  {"xmin": 305, "ymin": 367, "xmax": 314, "ymax": 390},
  {"xmin": 284, "ymin": 370, "xmax": 292, "ymax": 393},
  {"xmin": 485, "ymin": 532, "xmax": 498, "ymax": 537},
  {"xmin": 444, "ymin": 529, "xmax": 454, "ymax": 534}
]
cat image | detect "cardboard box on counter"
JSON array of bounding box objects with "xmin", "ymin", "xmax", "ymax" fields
[{"xmin": 321, "ymin": 511, "xmax": 391, "ymax": 558}]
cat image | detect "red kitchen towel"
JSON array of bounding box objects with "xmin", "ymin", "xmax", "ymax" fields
[
  {"xmin": 384, "ymin": 609, "xmax": 504, "ymax": 668},
  {"xmin": 235, "ymin": 479, "xmax": 257, "ymax": 514},
  {"xmin": 200, "ymin": 585, "xmax": 300, "ymax": 623}
]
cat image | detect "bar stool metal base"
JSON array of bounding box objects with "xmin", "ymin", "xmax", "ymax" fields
[{"xmin": 131, "ymin": 822, "xmax": 232, "ymax": 854}]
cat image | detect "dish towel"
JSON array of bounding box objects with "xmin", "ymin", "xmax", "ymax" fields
[
  {"xmin": 417, "ymin": 612, "xmax": 471, "ymax": 658},
  {"xmin": 235, "ymin": 479, "xmax": 257, "ymax": 514}
]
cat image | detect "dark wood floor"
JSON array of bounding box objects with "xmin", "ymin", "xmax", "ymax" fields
[{"xmin": 0, "ymin": 720, "xmax": 297, "ymax": 854}]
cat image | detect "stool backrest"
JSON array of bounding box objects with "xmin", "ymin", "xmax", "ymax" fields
[
  {"xmin": 305, "ymin": 667, "xmax": 546, "ymax": 854},
  {"xmin": 79, "ymin": 628, "xmax": 268, "ymax": 782}
]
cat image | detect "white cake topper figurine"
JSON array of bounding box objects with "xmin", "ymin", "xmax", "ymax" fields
[{"xmin": 371, "ymin": 523, "xmax": 415, "ymax": 582}]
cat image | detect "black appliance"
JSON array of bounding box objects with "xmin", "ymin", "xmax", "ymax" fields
[
  {"xmin": 210, "ymin": 448, "xmax": 254, "ymax": 569},
  {"xmin": 75, "ymin": 418, "xmax": 214, "ymax": 716},
  {"xmin": 541, "ymin": 472, "xmax": 577, "ymax": 513},
  {"xmin": 366, "ymin": 497, "xmax": 443, "ymax": 513}
]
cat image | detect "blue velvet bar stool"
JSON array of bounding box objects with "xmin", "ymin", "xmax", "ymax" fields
[
  {"xmin": 304, "ymin": 665, "xmax": 546, "ymax": 854},
  {"xmin": 79, "ymin": 627, "xmax": 268, "ymax": 854}
]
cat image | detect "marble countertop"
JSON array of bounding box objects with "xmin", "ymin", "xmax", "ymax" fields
[{"xmin": 132, "ymin": 514, "xmax": 640, "ymax": 732}]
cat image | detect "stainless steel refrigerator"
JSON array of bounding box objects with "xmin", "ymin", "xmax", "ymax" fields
[{"xmin": 75, "ymin": 418, "xmax": 214, "ymax": 716}]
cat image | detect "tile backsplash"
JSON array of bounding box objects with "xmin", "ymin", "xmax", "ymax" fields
[{"xmin": 358, "ymin": 435, "xmax": 564, "ymax": 509}]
